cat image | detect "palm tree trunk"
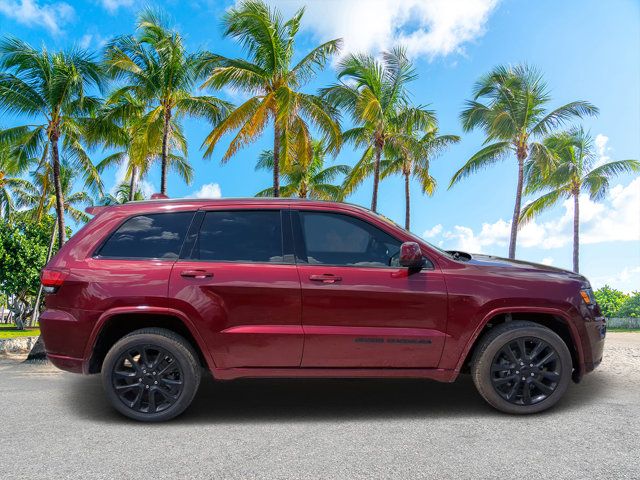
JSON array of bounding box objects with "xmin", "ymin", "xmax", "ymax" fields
[
  {"xmin": 160, "ymin": 108, "xmax": 172, "ymax": 195},
  {"xmin": 508, "ymin": 155, "xmax": 525, "ymax": 259},
  {"xmin": 371, "ymin": 144, "xmax": 382, "ymax": 212},
  {"xmin": 404, "ymin": 170, "xmax": 410, "ymax": 230},
  {"xmin": 128, "ymin": 165, "xmax": 137, "ymax": 202},
  {"xmin": 51, "ymin": 137, "xmax": 66, "ymax": 247},
  {"xmin": 573, "ymin": 192, "xmax": 580, "ymax": 273},
  {"xmin": 273, "ymin": 123, "xmax": 281, "ymax": 197},
  {"xmin": 30, "ymin": 221, "xmax": 57, "ymax": 327}
]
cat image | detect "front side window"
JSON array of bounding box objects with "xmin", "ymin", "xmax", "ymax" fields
[
  {"xmin": 97, "ymin": 212, "xmax": 194, "ymax": 259},
  {"xmin": 298, "ymin": 211, "xmax": 401, "ymax": 267},
  {"xmin": 192, "ymin": 210, "xmax": 284, "ymax": 263}
]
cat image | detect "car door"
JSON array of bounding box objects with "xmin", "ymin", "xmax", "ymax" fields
[
  {"xmin": 293, "ymin": 209, "xmax": 448, "ymax": 368},
  {"xmin": 168, "ymin": 208, "xmax": 303, "ymax": 369}
]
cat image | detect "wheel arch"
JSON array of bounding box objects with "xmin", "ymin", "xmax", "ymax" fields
[
  {"xmin": 456, "ymin": 307, "xmax": 584, "ymax": 381},
  {"xmin": 84, "ymin": 307, "xmax": 215, "ymax": 374}
]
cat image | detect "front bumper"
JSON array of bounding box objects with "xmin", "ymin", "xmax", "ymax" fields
[{"xmin": 583, "ymin": 316, "xmax": 606, "ymax": 373}]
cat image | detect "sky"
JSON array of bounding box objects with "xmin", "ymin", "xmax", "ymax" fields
[{"xmin": 0, "ymin": 0, "xmax": 639, "ymax": 291}]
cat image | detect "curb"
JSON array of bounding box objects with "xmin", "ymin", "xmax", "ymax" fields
[{"xmin": 0, "ymin": 336, "xmax": 39, "ymax": 354}]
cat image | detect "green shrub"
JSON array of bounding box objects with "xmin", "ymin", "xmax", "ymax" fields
[
  {"xmin": 594, "ymin": 285, "xmax": 629, "ymax": 318},
  {"xmin": 616, "ymin": 292, "xmax": 640, "ymax": 318}
]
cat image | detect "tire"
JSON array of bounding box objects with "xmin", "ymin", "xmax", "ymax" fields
[
  {"xmin": 101, "ymin": 328, "xmax": 201, "ymax": 422},
  {"xmin": 471, "ymin": 320, "xmax": 572, "ymax": 414}
]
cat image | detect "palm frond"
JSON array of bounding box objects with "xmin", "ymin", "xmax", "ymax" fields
[{"xmin": 449, "ymin": 141, "xmax": 511, "ymax": 188}]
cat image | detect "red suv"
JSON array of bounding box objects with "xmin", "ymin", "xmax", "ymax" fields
[{"xmin": 39, "ymin": 198, "xmax": 606, "ymax": 421}]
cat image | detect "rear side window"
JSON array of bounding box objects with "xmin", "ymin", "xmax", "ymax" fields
[
  {"xmin": 97, "ymin": 212, "xmax": 194, "ymax": 260},
  {"xmin": 192, "ymin": 210, "xmax": 284, "ymax": 263}
]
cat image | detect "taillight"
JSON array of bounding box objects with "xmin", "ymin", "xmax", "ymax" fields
[{"xmin": 41, "ymin": 268, "xmax": 69, "ymax": 293}]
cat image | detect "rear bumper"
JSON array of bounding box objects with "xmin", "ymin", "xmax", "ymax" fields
[
  {"xmin": 40, "ymin": 307, "xmax": 96, "ymax": 374},
  {"xmin": 47, "ymin": 353, "xmax": 85, "ymax": 374}
]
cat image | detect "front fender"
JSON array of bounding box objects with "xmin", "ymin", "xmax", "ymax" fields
[{"xmin": 444, "ymin": 305, "xmax": 584, "ymax": 377}]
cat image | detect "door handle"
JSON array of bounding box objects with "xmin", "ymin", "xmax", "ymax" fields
[
  {"xmin": 180, "ymin": 269, "xmax": 214, "ymax": 279},
  {"xmin": 309, "ymin": 274, "xmax": 342, "ymax": 284}
]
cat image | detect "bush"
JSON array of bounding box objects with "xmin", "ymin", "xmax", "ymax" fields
[
  {"xmin": 594, "ymin": 285, "xmax": 629, "ymax": 318},
  {"xmin": 616, "ymin": 292, "xmax": 640, "ymax": 318}
]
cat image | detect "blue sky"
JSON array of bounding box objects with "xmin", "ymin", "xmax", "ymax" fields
[{"xmin": 1, "ymin": 0, "xmax": 639, "ymax": 291}]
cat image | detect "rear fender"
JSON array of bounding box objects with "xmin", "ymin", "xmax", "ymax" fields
[{"xmin": 83, "ymin": 306, "xmax": 216, "ymax": 373}]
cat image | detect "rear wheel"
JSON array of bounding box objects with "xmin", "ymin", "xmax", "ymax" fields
[
  {"xmin": 471, "ymin": 321, "xmax": 572, "ymax": 414},
  {"xmin": 102, "ymin": 328, "xmax": 201, "ymax": 422}
]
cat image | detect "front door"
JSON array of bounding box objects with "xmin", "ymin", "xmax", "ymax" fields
[
  {"xmin": 168, "ymin": 209, "xmax": 303, "ymax": 368},
  {"xmin": 293, "ymin": 210, "xmax": 448, "ymax": 368}
]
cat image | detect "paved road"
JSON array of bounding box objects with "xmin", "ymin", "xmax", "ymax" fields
[{"xmin": 1, "ymin": 333, "xmax": 639, "ymax": 479}]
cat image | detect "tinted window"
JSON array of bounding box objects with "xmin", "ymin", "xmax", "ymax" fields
[
  {"xmin": 193, "ymin": 210, "xmax": 284, "ymax": 263},
  {"xmin": 298, "ymin": 212, "xmax": 401, "ymax": 267},
  {"xmin": 97, "ymin": 212, "xmax": 194, "ymax": 260}
]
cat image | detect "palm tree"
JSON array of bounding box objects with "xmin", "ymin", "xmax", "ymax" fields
[
  {"xmin": 0, "ymin": 38, "xmax": 105, "ymax": 245},
  {"xmin": 105, "ymin": 8, "xmax": 230, "ymax": 195},
  {"xmin": 323, "ymin": 48, "xmax": 434, "ymax": 212},
  {"xmin": 0, "ymin": 143, "xmax": 34, "ymax": 220},
  {"xmin": 381, "ymin": 124, "xmax": 460, "ymax": 230},
  {"xmin": 88, "ymin": 90, "xmax": 192, "ymax": 202},
  {"xmin": 255, "ymin": 140, "xmax": 350, "ymax": 200},
  {"xmin": 102, "ymin": 182, "xmax": 147, "ymax": 205},
  {"xmin": 200, "ymin": 0, "xmax": 342, "ymax": 197},
  {"xmin": 521, "ymin": 128, "xmax": 639, "ymax": 273},
  {"xmin": 452, "ymin": 64, "xmax": 599, "ymax": 258},
  {"xmin": 15, "ymin": 160, "xmax": 94, "ymax": 224}
]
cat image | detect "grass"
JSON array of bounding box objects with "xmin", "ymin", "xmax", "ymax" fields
[
  {"xmin": 607, "ymin": 328, "xmax": 640, "ymax": 332},
  {"xmin": 0, "ymin": 323, "xmax": 40, "ymax": 339}
]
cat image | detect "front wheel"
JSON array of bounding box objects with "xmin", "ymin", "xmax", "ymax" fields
[
  {"xmin": 101, "ymin": 328, "xmax": 201, "ymax": 422},
  {"xmin": 471, "ymin": 321, "xmax": 572, "ymax": 414}
]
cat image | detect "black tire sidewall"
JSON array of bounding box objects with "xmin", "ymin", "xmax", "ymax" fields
[
  {"xmin": 472, "ymin": 324, "xmax": 572, "ymax": 414},
  {"xmin": 101, "ymin": 333, "xmax": 199, "ymax": 422}
]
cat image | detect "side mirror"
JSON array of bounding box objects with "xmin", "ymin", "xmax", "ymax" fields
[{"xmin": 399, "ymin": 242, "xmax": 423, "ymax": 269}]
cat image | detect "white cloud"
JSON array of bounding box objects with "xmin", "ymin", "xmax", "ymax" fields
[
  {"xmin": 591, "ymin": 266, "xmax": 640, "ymax": 293},
  {"xmin": 0, "ymin": 0, "xmax": 74, "ymax": 35},
  {"xmin": 427, "ymin": 177, "xmax": 640, "ymax": 253},
  {"xmin": 594, "ymin": 133, "xmax": 611, "ymax": 168},
  {"xmin": 190, "ymin": 183, "xmax": 222, "ymax": 199},
  {"xmin": 422, "ymin": 224, "xmax": 442, "ymax": 238},
  {"xmin": 78, "ymin": 32, "xmax": 107, "ymax": 50},
  {"xmin": 541, "ymin": 257, "xmax": 554, "ymax": 266},
  {"xmin": 99, "ymin": 0, "xmax": 135, "ymax": 13},
  {"xmin": 275, "ymin": 0, "xmax": 499, "ymax": 60}
]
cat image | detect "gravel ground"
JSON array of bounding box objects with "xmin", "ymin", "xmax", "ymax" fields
[{"xmin": 0, "ymin": 332, "xmax": 638, "ymax": 480}]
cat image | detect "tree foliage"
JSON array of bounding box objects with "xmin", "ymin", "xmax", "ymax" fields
[
  {"xmin": 0, "ymin": 37, "xmax": 105, "ymax": 245},
  {"xmin": 255, "ymin": 140, "xmax": 349, "ymax": 200},
  {"xmin": 594, "ymin": 285, "xmax": 629, "ymax": 318},
  {"xmin": 616, "ymin": 292, "xmax": 640, "ymax": 318},
  {"xmin": 0, "ymin": 215, "xmax": 65, "ymax": 299},
  {"xmin": 105, "ymin": 8, "xmax": 230, "ymax": 195},
  {"xmin": 201, "ymin": 0, "xmax": 342, "ymax": 197},
  {"xmin": 453, "ymin": 64, "xmax": 599, "ymax": 259},
  {"xmin": 323, "ymin": 48, "xmax": 433, "ymax": 212}
]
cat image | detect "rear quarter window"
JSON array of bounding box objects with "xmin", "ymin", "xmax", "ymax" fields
[{"xmin": 96, "ymin": 212, "xmax": 194, "ymax": 260}]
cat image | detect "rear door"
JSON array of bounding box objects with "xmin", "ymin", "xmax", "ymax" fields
[
  {"xmin": 293, "ymin": 210, "xmax": 448, "ymax": 368},
  {"xmin": 168, "ymin": 208, "xmax": 303, "ymax": 368}
]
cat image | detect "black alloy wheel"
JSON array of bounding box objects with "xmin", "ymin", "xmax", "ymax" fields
[
  {"xmin": 471, "ymin": 320, "xmax": 572, "ymax": 414},
  {"xmin": 490, "ymin": 337, "xmax": 562, "ymax": 406},
  {"xmin": 112, "ymin": 345, "xmax": 184, "ymax": 414},
  {"xmin": 102, "ymin": 328, "xmax": 201, "ymax": 422}
]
